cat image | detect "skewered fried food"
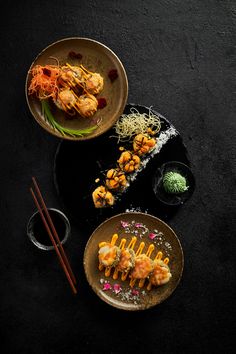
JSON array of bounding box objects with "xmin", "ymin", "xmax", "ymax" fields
[
  {"xmin": 149, "ymin": 259, "xmax": 172, "ymax": 286},
  {"xmin": 92, "ymin": 186, "xmax": 114, "ymax": 208},
  {"xmin": 133, "ymin": 133, "xmax": 156, "ymax": 156},
  {"xmin": 105, "ymin": 168, "xmax": 128, "ymax": 190},
  {"xmin": 98, "ymin": 242, "xmax": 121, "ymax": 267},
  {"xmin": 116, "ymin": 248, "xmax": 135, "ymax": 273},
  {"xmin": 130, "ymin": 254, "xmax": 154, "ymax": 280},
  {"xmin": 117, "ymin": 151, "xmax": 141, "ymax": 173}
]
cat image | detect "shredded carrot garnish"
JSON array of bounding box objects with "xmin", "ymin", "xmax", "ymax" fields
[{"xmin": 28, "ymin": 65, "xmax": 61, "ymax": 100}]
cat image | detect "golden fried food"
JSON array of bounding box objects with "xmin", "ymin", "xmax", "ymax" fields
[
  {"xmin": 130, "ymin": 254, "xmax": 153, "ymax": 279},
  {"xmin": 133, "ymin": 133, "xmax": 156, "ymax": 155},
  {"xmin": 29, "ymin": 62, "xmax": 104, "ymax": 119},
  {"xmin": 92, "ymin": 185, "xmax": 114, "ymax": 208},
  {"xmin": 105, "ymin": 168, "xmax": 127, "ymax": 190},
  {"xmin": 117, "ymin": 151, "xmax": 141, "ymax": 173},
  {"xmin": 98, "ymin": 242, "xmax": 121, "ymax": 267},
  {"xmin": 54, "ymin": 88, "xmax": 77, "ymax": 110},
  {"xmin": 60, "ymin": 65, "xmax": 85, "ymax": 87},
  {"xmin": 76, "ymin": 93, "xmax": 98, "ymax": 118},
  {"xmin": 85, "ymin": 73, "xmax": 104, "ymax": 95},
  {"xmin": 149, "ymin": 259, "xmax": 172, "ymax": 286},
  {"xmin": 116, "ymin": 248, "xmax": 135, "ymax": 273}
]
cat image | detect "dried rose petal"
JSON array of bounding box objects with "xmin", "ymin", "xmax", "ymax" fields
[
  {"xmin": 103, "ymin": 283, "xmax": 112, "ymax": 291},
  {"xmin": 113, "ymin": 284, "xmax": 122, "ymax": 294},
  {"xmin": 121, "ymin": 221, "xmax": 129, "ymax": 228},
  {"xmin": 108, "ymin": 69, "xmax": 118, "ymax": 82},
  {"xmin": 97, "ymin": 97, "xmax": 107, "ymax": 109},
  {"xmin": 135, "ymin": 223, "xmax": 143, "ymax": 228},
  {"xmin": 131, "ymin": 289, "xmax": 139, "ymax": 296},
  {"xmin": 149, "ymin": 233, "xmax": 157, "ymax": 240}
]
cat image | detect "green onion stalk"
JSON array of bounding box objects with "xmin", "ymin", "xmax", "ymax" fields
[{"xmin": 41, "ymin": 99, "xmax": 98, "ymax": 138}]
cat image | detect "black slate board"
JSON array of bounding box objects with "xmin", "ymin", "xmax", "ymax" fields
[{"xmin": 54, "ymin": 104, "xmax": 191, "ymax": 232}]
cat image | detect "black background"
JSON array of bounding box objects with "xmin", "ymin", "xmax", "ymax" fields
[{"xmin": 1, "ymin": 1, "xmax": 236, "ymax": 353}]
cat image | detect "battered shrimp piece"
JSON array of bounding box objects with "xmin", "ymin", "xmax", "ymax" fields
[
  {"xmin": 131, "ymin": 254, "xmax": 153, "ymax": 279},
  {"xmin": 77, "ymin": 93, "xmax": 98, "ymax": 118},
  {"xmin": 85, "ymin": 73, "xmax": 104, "ymax": 95},
  {"xmin": 117, "ymin": 151, "xmax": 141, "ymax": 173},
  {"xmin": 53, "ymin": 88, "xmax": 78, "ymax": 113},
  {"xmin": 92, "ymin": 185, "xmax": 114, "ymax": 208},
  {"xmin": 133, "ymin": 133, "xmax": 156, "ymax": 156},
  {"xmin": 116, "ymin": 248, "xmax": 135, "ymax": 272},
  {"xmin": 98, "ymin": 242, "xmax": 121, "ymax": 267},
  {"xmin": 60, "ymin": 65, "xmax": 85, "ymax": 86},
  {"xmin": 149, "ymin": 260, "xmax": 172, "ymax": 286},
  {"xmin": 105, "ymin": 168, "xmax": 127, "ymax": 190}
]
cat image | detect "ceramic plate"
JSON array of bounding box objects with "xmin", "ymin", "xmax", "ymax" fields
[
  {"xmin": 83, "ymin": 212, "xmax": 184, "ymax": 311},
  {"xmin": 25, "ymin": 37, "xmax": 128, "ymax": 140}
]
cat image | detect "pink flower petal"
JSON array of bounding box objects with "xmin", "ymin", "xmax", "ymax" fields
[
  {"xmin": 131, "ymin": 289, "xmax": 139, "ymax": 296},
  {"xmin": 135, "ymin": 223, "xmax": 143, "ymax": 228},
  {"xmin": 121, "ymin": 221, "xmax": 129, "ymax": 228},
  {"xmin": 113, "ymin": 283, "xmax": 122, "ymax": 294},
  {"xmin": 149, "ymin": 233, "xmax": 157, "ymax": 240},
  {"xmin": 103, "ymin": 283, "xmax": 112, "ymax": 291}
]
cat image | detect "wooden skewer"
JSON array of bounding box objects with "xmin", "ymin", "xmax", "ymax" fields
[{"xmin": 30, "ymin": 178, "xmax": 77, "ymax": 295}]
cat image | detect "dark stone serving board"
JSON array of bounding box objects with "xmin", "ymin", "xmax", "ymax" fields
[{"xmin": 54, "ymin": 104, "xmax": 192, "ymax": 232}]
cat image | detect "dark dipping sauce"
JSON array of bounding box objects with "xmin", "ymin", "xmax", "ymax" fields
[{"xmin": 33, "ymin": 210, "xmax": 66, "ymax": 246}]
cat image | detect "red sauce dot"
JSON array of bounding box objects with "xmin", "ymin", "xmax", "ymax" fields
[
  {"xmin": 108, "ymin": 69, "xmax": 118, "ymax": 82},
  {"xmin": 68, "ymin": 51, "xmax": 83, "ymax": 60},
  {"xmin": 42, "ymin": 68, "xmax": 51, "ymax": 77},
  {"xmin": 97, "ymin": 98, "xmax": 107, "ymax": 109}
]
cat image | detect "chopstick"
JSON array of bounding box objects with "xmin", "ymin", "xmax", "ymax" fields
[{"xmin": 30, "ymin": 177, "xmax": 77, "ymax": 295}]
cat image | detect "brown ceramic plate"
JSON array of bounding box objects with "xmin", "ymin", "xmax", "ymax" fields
[
  {"xmin": 25, "ymin": 37, "xmax": 128, "ymax": 140},
  {"xmin": 83, "ymin": 212, "xmax": 184, "ymax": 311}
]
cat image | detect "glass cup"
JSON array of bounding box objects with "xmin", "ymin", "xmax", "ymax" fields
[{"xmin": 27, "ymin": 208, "xmax": 71, "ymax": 250}]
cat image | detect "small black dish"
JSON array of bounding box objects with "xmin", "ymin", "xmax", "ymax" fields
[
  {"xmin": 27, "ymin": 208, "xmax": 71, "ymax": 250},
  {"xmin": 152, "ymin": 161, "xmax": 195, "ymax": 206}
]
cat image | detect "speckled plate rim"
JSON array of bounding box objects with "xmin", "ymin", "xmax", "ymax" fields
[
  {"xmin": 83, "ymin": 212, "xmax": 184, "ymax": 311},
  {"xmin": 25, "ymin": 37, "xmax": 128, "ymax": 141}
]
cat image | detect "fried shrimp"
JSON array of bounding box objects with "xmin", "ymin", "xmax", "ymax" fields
[
  {"xmin": 84, "ymin": 72, "xmax": 104, "ymax": 95},
  {"xmin": 76, "ymin": 93, "xmax": 98, "ymax": 118},
  {"xmin": 98, "ymin": 242, "xmax": 121, "ymax": 267},
  {"xmin": 116, "ymin": 248, "xmax": 135, "ymax": 273},
  {"xmin": 130, "ymin": 254, "xmax": 153, "ymax": 280},
  {"xmin": 149, "ymin": 259, "xmax": 172, "ymax": 286}
]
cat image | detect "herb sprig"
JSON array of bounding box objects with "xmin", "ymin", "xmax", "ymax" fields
[{"xmin": 41, "ymin": 100, "xmax": 98, "ymax": 138}]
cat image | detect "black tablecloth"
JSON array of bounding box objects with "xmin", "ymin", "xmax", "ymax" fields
[{"xmin": 1, "ymin": 1, "xmax": 235, "ymax": 353}]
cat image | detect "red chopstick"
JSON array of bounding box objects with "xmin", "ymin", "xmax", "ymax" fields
[{"xmin": 30, "ymin": 177, "xmax": 77, "ymax": 295}]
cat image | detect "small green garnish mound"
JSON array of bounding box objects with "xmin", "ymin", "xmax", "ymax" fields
[
  {"xmin": 163, "ymin": 171, "xmax": 189, "ymax": 194},
  {"xmin": 41, "ymin": 99, "xmax": 98, "ymax": 138}
]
